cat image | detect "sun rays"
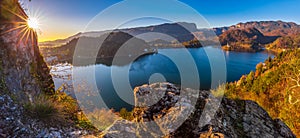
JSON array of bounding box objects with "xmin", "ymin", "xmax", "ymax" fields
[
  {"xmin": 27, "ymin": 17, "xmax": 39, "ymax": 30},
  {"xmin": 0, "ymin": 3, "xmax": 41, "ymax": 47}
]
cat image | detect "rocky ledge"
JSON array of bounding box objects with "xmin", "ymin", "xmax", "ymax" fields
[
  {"xmin": 0, "ymin": 94, "xmax": 92, "ymax": 138},
  {"xmin": 102, "ymin": 82, "xmax": 295, "ymax": 138}
]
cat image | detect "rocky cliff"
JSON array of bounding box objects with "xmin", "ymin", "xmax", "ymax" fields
[
  {"xmin": 102, "ymin": 82, "xmax": 295, "ymax": 138},
  {"xmin": 0, "ymin": 1, "xmax": 93, "ymax": 137},
  {"xmin": 0, "ymin": 0, "xmax": 55, "ymax": 102}
]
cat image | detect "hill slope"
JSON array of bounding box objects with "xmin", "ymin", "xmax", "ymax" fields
[
  {"xmin": 40, "ymin": 31, "xmax": 155, "ymax": 65},
  {"xmin": 226, "ymin": 49, "xmax": 300, "ymax": 136},
  {"xmin": 219, "ymin": 27, "xmax": 278, "ymax": 51},
  {"xmin": 266, "ymin": 34, "xmax": 300, "ymax": 52}
]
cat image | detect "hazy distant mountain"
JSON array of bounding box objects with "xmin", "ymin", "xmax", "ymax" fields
[
  {"xmin": 120, "ymin": 22, "xmax": 198, "ymax": 42},
  {"xmin": 39, "ymin": 32, "xmax": 82, "ymax": 47},
  {"xmin": 39, "ymin": 22, "xmax": 199, "ymax": 47},
  {"xmin": 39, "ymin": 31, "xmax": 108, "ymax": 47}
]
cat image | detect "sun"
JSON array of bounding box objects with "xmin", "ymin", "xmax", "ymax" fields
[
  {"xmin": 27, "ymin": 17, "xmax": 39, "ymax": 30},
  {"xmin": 1, "ymin": 2, "xmax": 44, "ymax": 46}
]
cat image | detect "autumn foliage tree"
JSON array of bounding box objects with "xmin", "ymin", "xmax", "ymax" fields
[{"xmin": 226, "ymin": 49, "xmax": 300, "ymax": 136}]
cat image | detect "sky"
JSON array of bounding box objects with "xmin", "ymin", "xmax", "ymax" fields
[{"xmin": 19, "ymin": 0, "xmax": 300, "ymax": 42}]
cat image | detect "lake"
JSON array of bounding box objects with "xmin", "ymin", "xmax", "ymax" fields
[{"xmin": 51, "ymin": 46, "xmax": 273, "ymax": 110}]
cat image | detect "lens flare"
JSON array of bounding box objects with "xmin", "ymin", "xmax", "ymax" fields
[
  {"xmin": 27, "ymin": 17, "xmax": 39, "ymax": 30},
  {"xmin": 0, "ymin": 4, "xmax": 42, "ymax": 46}
]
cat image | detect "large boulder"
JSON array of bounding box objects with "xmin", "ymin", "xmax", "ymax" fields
[{"xmin": 102, "ymin": 82, "xmax": 295, "ymax": 138}]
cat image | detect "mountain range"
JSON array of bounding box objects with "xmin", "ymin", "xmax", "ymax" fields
[
  {"xmin": 40, "ymin": 31, "xmax": 156, "ymax": 65},
  {"xmin": 39, "ymin": 20, "xmax": 300, "ymax": 64},
  {"xmin": 39, "ymin": 22, "xmax": 198, "ymax": 47},
  {"xmin": 39, "ymin": 20, "xmax": 300, "ymax": 47},
  {"xmin": 214, "ymin": 20, "xmax": 300, "ymax": 36}
]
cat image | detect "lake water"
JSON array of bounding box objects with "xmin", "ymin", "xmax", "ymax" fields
[{"xmin": 51, "ymin": 46, "xmax": 273, "ymax": 110}]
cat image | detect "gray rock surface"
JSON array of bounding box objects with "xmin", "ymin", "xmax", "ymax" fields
[
  {"xmin": 103, "ymin": 82, "xmax": 296, "ymax": 138},
  {"xmin": 0, "ymin": 94, "xmax": 91, "ymax": 137},
  {"xmin": 0, "ymin": 1, "xmax": 91, "ymax": 137},
  {"xmin": 0, "ymin": 0, "xmax": 54, "ymax": 102}
]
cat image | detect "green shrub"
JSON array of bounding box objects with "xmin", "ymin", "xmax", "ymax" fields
[
  {"xmin": 75, "ymin": 111, "xmax": 95, "ymax": 130},
  {"xmin": 119, "ymin": 108, "xmax": 134, "ymax": 121},
  {"xmin": 211, "ymin": 84, "xmax": 225, "ymax": 98},
  {"xmin": 50, "ymin": 90, "xmax": 78, "ymax": 118},
  {"xmin": 24, "ymin": 95, "xmax": 63, "ymax": 121},
  {"xmin": 86, "ymin": 108, "xmax": 119, "ymax": 130}
]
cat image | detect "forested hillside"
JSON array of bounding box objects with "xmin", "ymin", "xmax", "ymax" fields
[
  {"xmin": 266, "ymin": 35, "xmax": 300, "ymax": 52},
  {"xmin": 226, "ymin": 49, "xmax": 300, "ymax": 136}
]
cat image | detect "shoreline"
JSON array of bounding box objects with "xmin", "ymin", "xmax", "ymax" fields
[{"xmin": 44, "ymin": 46, "xmax": 276, "ymax": 66}]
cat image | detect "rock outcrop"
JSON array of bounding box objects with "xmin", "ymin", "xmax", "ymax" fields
[
  {"xmin": 102, "ymin": 82, "xmax": 295, "ymax": 138},
  {"xmin": 0, "ymin": 0, "xmax": 54, "ymax": 102},
  {"xmin": 0, "ymin": 1, "xmax": 93, "ymax": 137},
  {"xmin": 0, "ymin": 94, "xmax": 91, "ymax": 137}
]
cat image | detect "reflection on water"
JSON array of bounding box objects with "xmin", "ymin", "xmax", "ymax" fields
[{"xmin": 51, "ymin": 46, "xmax": 273, "ymax": 110}]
